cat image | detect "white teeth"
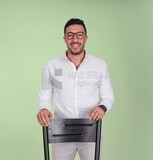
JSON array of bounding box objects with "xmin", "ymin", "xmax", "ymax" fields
[
  {"xmin": 73, "ymin": 44, "xmax": 78, "ymax": 47},
  {"xmin": 71, "ymin": 43, "xmax": 80, "ymax": 48}
]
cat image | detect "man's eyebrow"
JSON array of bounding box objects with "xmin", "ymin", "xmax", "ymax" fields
[{"xmin": 66, "ymin": 31, "xmax": 84, "ymax": 34}]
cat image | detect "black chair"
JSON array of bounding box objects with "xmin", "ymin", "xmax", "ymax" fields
[{"xmin": 42, "ymin": 119, "xmax": 102, "ymax": 160}]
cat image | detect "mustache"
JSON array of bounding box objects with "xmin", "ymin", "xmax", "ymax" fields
[{"xmin": 70, "ymin": 42, "xmax": 81, "ymax": 45}]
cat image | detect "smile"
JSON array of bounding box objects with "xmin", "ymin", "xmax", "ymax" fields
[{"xmin": 70, "ymin": 43, "xmax": 81, "ymax": 48}]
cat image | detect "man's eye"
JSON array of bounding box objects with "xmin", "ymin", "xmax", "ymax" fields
[
  {"xmin": 78, "ymin": 33, "xmax": 83, "ymax": 36},
  {"xmin": 67, "ymin": 34, "xmax": 73, "ymax": 37},
  {"xmin": 77, "ymin": 33, "xmax": 84, "ymax": 37}
]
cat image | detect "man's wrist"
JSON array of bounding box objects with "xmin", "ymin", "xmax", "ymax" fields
[{"xmin": 99, "ymin": 105, "xmax": 107, "ymax": 112}]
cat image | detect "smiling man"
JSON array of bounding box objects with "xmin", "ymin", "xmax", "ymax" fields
[{"xmin": 37, "ymin": 18, "xmax": 114, "ymax": 160}]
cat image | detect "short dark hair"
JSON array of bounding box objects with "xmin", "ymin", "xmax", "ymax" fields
[{"xmin": 64, "ymin": 18, "xmax": 87, "ymax": 35}]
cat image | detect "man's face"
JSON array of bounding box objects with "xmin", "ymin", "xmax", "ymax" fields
[{"xmin": 64, "ymin": 24, "xmax": 88, "ymax": 55}]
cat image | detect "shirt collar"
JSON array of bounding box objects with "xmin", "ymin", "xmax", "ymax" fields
[{"xmin": 64, "ymin": 50, "xmax": 88, "ymax": 64}]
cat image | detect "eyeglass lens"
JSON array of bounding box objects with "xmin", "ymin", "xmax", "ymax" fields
[{"xmin": 65, "ymin": 32, "xmax": 85, "ymax": 39}]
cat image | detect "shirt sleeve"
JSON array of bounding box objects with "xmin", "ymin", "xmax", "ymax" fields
[
  {"xmin": 38, "ymin": 62, "xmax": 54, "ymax": 111},
  {"xmin": 99, "ymin": 61, "xmax": 114, "ymax": 112}
]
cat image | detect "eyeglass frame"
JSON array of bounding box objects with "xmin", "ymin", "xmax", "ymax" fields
[{"xmin": 64, "ymin": 31, "xmax": 86, "ymax": 40}]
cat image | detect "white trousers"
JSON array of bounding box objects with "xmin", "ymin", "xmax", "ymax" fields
[{"xmin": 52, "ymin": 142, "xmax": 102, "ymax": 160}]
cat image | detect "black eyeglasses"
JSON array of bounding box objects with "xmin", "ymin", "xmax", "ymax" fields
[{"xmin": 65, "ymin": 32, "xmax": 85, "ymax": 40}]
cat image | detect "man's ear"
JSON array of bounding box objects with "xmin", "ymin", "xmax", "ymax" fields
[
  {"xmin": 63, "ymin": 36, "xmax": 66, "ymax": 42},
  {"xmin": 85, "ymin": 35, "xmax": 88, "ymax": 42}
]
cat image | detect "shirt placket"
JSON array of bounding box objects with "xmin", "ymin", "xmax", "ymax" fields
[
  {"xmin": 65, "ymin": 55, "xmax": 86, "ymax": 118},
  {"xmin": 67, "ymin": 61, "xmax": 79, "ymax": 118},
  {"xmin": 74, "ymin": 69, "xmax": 79, "ymax": 118}
]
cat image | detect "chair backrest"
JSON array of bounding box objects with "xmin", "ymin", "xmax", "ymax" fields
[{"xmin": 42, "ymin": 119, "xmax": 102, "ymax": 160}]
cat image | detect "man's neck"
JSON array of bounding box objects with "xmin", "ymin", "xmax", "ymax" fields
[{"xmin": 66, "ymin": 51, "xmax": 85, "ymax": 69}]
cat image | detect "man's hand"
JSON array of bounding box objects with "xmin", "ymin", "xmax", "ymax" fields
[
  {"xmin": 37, "ymin": 109, "xmax": 52, "ymax": 126},
  {"xmin": 89, "ymin": 106, "xmax": 105, "ymax": 121}
]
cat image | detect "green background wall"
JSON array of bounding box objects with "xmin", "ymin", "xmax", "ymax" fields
[{"xmin": 0, "ymin": 0, "xmax": 153, "ymax": 160}]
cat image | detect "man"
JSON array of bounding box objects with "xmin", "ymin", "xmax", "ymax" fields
[{"xmin": 37, "ymin": 18, "xmax": 114, "ymax": 160}]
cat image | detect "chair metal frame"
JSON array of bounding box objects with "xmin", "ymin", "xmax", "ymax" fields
[{"xmin": 42, "ymin": 119, "xmax": 102, "ymax": 160}]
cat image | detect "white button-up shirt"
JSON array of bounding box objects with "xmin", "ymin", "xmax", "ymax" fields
[{"xmin": 39, "ymin": 53, "xmax": 114, "ymax": 118}]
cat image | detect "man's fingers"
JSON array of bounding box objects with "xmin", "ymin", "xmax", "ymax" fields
[
  {"xmin": 37, "ymin": 109, "xmax": 52, "ymax": 126},
  {"xmin": 37, "ymin": 111, "xmax": 46, "ymax": 126},
  {"xmin": 89, "ymin": 107, "xmax": 105, "ymax": 121},
  {"xmin": 89, "ymin": 108, "xmax": 97, "ymax": 118},
  {"xmin": 37, "ymin": 113, "xmax": 44, "ymax": 126},
  {"xmin": 40, "ymin": 111, "xmax": 49, "ymax": 125},
  {"xmin": 43, "ymin": 111, "xmax": 52, "ymax": 125},
  {"xmin": 96, "ymin": 112, "xmax": 102, "ymax": 121},
  {"xmin": 92, "ymin": 110, "xmax": 100, "ymax": 121},
  {"xmin": 89, "ymin": 108, "xmax": 98, "ymax": 120}
]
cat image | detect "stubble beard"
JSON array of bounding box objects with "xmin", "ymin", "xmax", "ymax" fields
[{"xmin": 68, "ymin": 44, "xmax": 85, "ymax": 56}]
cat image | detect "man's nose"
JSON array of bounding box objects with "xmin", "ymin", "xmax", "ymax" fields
[{"xmin": 72, "ymin": 34, "xmax": 78, "ymax": 42}]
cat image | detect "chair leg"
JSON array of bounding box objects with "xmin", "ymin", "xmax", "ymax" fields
[
  {"xmin": 42, "ymin": 127, "xmax": 50, "ymax": 160},
  {"xmin": 94, "ymin": 120, "xmax": 102, "ymax": 160}
]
